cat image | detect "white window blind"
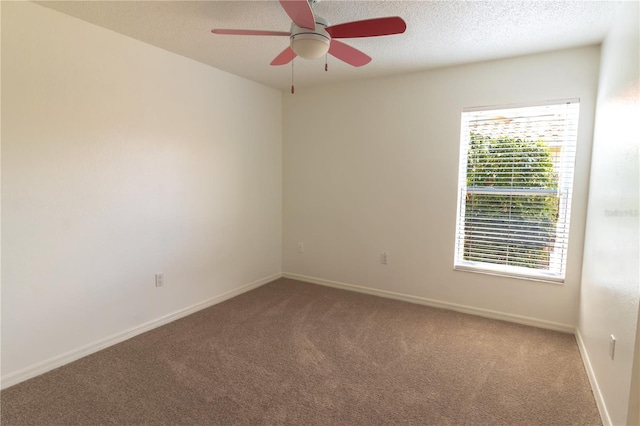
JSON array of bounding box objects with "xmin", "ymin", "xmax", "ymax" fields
[{"xmin": 454, "ymin": 100, "xmax": 580, "ymax": 282}]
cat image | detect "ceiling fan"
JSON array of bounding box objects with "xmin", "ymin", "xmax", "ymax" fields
[{"xmin": 211, "ymin": 0, "xmax": 406, "ymax": 69}]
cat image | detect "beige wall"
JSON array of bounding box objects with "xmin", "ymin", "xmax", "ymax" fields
[
  {"xmin": 578, "ymin": 2, "xmax": 640, "ymax": 425},
  {"xmin": 1, "ymin": 2, "xmax": 282, "ymax": 384},
  {"xmin": 283, "ymin": 46, "xmax": 600, "ymax": 329}
]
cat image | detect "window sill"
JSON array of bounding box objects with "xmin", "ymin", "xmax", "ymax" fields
[{"xmin": 454, "ymin": 263, "xmax": 565, "ymax": 285}]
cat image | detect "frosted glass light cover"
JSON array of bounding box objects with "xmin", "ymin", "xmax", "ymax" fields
[{"xmin": 292, "ymin": 37, "xmax": 330, "ymax": 59}]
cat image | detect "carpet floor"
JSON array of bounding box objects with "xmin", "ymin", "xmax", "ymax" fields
[{"xmin": 1, "ymin": 278, "xmax": 601, "ymax": 425}]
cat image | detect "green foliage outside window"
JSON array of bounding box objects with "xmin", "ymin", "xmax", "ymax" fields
[{"xmin": 464, "ymin": 133, "xmax": 559, "ymax": 269}]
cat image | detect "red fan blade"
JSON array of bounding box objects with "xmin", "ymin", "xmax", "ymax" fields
[
  {"xmin": 271, "ymin": 46, "xmax": 297, "ymax": 66},
  {"xmin": 212, "ymin": 29, "xmax": 290, "ymax": 36},
  {"xmin": 279, "ymin": 0, "xmax": 315, "ymax": 30},
  {"xmin": 328, "ymin": 40, "xmax": 371, "ymax": 67},
  {"xmin": 326, "ymin": 16, "xmax": 406, "ymax": 39}
]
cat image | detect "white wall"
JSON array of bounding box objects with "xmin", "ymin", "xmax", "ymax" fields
[
  {"xmin": 578, "ymin": 2, "xmax": 640, "ymax": 425},
  {"xmin": 1, "ymin": 2, "xmax": 282, "ymax": 385},
  {"xmin": 283, "ymin": 46, "xmax": 600, "ymax": 329}
]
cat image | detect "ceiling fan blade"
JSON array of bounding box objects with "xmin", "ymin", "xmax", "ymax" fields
[
  {"xmin": 212, "ymin": 29, "xmax": 291, "ymax": 36},
  {"xmin": 326, "ymin": 16, "xmax": 406, "ymax": 39},
  {"xmin": 279, "ymin": 0, "xmax": 316, "ymax": 30},
  {"xmin": 328, "ymin": 40, "xmax": 371, "ymax": 67},
  {"xmin": 270, "ymin": 46, "xmax": 297, "ymax": 66}
]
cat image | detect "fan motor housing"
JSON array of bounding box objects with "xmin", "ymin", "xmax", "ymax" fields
[{"xmin": 290, "ymin": 16, "xmax": 330, "ymax": 59}]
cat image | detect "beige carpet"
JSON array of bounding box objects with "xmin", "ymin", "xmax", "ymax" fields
[{"xmin": 1, "ymin": 278, "xmax": 601, "ymax": 425}]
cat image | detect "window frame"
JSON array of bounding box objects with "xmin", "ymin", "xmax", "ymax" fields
[{"xmin": 453, "ymin": 99, "xmax": 580, "ymax": 284}]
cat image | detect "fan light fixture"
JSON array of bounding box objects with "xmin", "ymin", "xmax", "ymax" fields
[
  {"xmin": 290, "ymin": 17, "xmax": 331, "ymax": 60},
  {"xmin": 291, "ymin": 33, "xmax": 330, "ymax": 59}
]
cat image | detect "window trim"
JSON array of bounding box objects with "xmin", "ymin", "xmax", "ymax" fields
[{"xmin": 453, "ymin": 99, "xmax": 580, "ymax": 284}]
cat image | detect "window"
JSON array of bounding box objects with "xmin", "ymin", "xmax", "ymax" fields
[{"xmin": 454, "ymin": 100, "xmax": 580, "ymax": 283}]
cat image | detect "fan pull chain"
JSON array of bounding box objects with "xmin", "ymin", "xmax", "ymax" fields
[
  {"xmin": 325, "ymin": 54, "xmax": 328, "ymax": 72},
  {"xmin": 291, "ymin": 54, "xmax": 295, "ymax": 94}
]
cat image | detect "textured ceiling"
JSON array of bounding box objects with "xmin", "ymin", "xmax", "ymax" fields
[{"xmin": 38, "ymin": 1, "xmax": 621, "ymax": 90}]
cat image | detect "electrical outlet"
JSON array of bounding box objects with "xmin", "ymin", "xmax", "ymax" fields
[
  {"xmin": 609, "ymin": 335, "xmax": 616, "ymax": 360},
  {"xmin": 297, "ymin": 242, "xmax": 304, "ymax": 254},
  {"xmin": 381, "ymin": 252, "xmax": 389, "ymax": 265},
  {"xmin": 155, "ymin": 273, "xmax": 164, "ymax": 288}
]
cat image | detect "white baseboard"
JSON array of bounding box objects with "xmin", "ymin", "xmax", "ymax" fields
[
  {"xmin": 0, "ymin": 272, "xmax": 283, "ymax": 390},
  {"xmin": 283, "ymin": 272, "xmax": 575, "ymax": 333},
  {"xmin": 575, "ymin": 329, "xmax": 611, "ymax": 426}
]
